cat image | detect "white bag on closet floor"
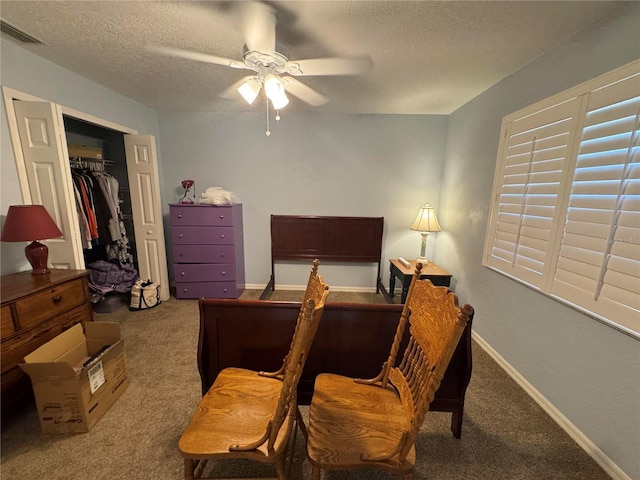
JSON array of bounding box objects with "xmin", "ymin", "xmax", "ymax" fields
[{"xmin": 129, "ymin": 279, "xmax": 161, "ymax": 311}]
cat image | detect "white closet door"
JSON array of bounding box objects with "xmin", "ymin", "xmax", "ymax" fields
[
  {"xmin": 124, "ymin": 134, "xmax": 170, "ymax": 301},
  {"xmin": 13, "ymin": 101, "xmax": 84, "ymax": 270}
]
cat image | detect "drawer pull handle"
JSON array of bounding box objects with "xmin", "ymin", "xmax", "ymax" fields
[
  {"xmin": 219, "ymin": 215, "xmax": 224, "ymax": 219},
  {"xmin": 183, "ymin": 288, "xmax": 188, "ymax": 293},
  {"xmin": 180, "ymin": 272, "xmax": 186, "ymax": 277},
  {"xmin": 223, "ymin": 288, "xmax": 228, "ymax": 293},
  {"xmin": 179, "ymin": 234, "xmax": 184, "ymax": 238},
  {"xmin": 222, "ymin": 271, "xmax": 227, "ymax": 276},
  {"xmin": 52, "ymin": 295, "xmax": 63, "ymax": 305},
  {"xmin": 178, "ymin": 214, "xmax": 183, "ymax": 218},
  {"xmin": 220, "ymin": 253, "xmax": 225, "ymax": 258},
  {"xmin": 220, "ymin": 234, "xmax": 225, "ymax": 239}
]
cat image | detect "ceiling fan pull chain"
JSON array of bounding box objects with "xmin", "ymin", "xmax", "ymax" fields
[
  {"xmin": 275, "ymin": 110, "xmax": 281, "ymax": 121},
  {"xmin": 265, "ymin": 97, "xmax": 271, "ymax": 136}
]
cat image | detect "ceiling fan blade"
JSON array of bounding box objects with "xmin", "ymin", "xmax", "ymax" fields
[
  {"xmin": 285, "ymin": 55, "xmax": 373, "ymax": 76},
  {"xmin": 219, "ymin": 76, "xmax": 260, "ymax": 99},
  {"xmin": 148, "ymin": 46, "xmax": 248, "ymax": 70},
  {"xmin": 280, "ymin": 77, "xmax": 329, "ymax": 107},
  {"xmin": 239, "ymin": 1, "xmax": 276, "ymax": 53}
]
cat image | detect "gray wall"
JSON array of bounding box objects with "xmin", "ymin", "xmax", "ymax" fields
[
  {"xmin": 437, "ymin": 4, "xmax": 640, "ymax": 478},
  {"xmin": 158, "ymin": 111, "xmax": 447, "ymax": 287}
]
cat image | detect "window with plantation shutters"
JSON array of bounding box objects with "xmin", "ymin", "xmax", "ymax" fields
[{"xmin": 484, "ymin": 60, "xmax": 640, "ymax": 338}]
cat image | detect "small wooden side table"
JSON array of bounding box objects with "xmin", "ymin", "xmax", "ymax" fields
[{"xmin": 389, "ymin": 259, "xmax": 452, "ymax": 303}]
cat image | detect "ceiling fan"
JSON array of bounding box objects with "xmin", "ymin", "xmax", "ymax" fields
[{"xmin": 148, "ymin": 2, "xmax": 372, "ymax": 115}]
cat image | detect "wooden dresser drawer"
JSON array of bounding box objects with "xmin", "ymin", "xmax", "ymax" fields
[
  {"xmin": 1, "ymin": 304, "xmax": 90, "ymax": 374},
  {"xmin": 173, "ymin": 264, "xmax": 236, "ymax": 282},
  {"xmin": 14, "ymin": 278, "xmax": 86, "ymax": 331},
  {"xmin": 1, "ymin": 305, "xmax": 16, "ymax": 340},
  {"xmin": 172, "ymin": 245, "xmax": 236, "ymax": 264},
  {"xmin": 1, "ymin": 365, "xmax": 27, "ymax": 391},
  {"xmin": 171, "ymin": 226, "xmax": 235, "ymax": 245},
  {"xmin": 175, "ymin": 281, "xmax": 239, "ymax": 299},
  {"xmin": 170, "ymin": 205, "xmax": 235, "ymax": 226}
]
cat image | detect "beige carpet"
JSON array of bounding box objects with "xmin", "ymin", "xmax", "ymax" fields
[{"xmin": 0, "ymin": 291, "xmax": 609, "ymax": 480}]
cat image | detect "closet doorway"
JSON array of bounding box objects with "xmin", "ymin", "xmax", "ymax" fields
[{"xmin": 3, "ymin": 87, "xmax": 170, "ymax": 301}]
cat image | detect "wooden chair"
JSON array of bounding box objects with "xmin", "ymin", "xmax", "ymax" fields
[
  {"xmin": 179, "ymin": 259, "xmax": 329, "ymax": 480},
  {"xmin": 307, "ymin": 263, "xmax": 474, "ymax": 479}
]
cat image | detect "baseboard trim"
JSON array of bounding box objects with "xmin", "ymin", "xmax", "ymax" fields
[
  {"xmin": 244, "ymin": 283, "xmax": 377, "ymax": 293},
  {"xmin": 472, "ymin": 331, "xmax": 630, "ymax": 480}
]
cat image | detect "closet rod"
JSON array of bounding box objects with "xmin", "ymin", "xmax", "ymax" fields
[{"xmin": 69, "ymin": 156, "xmax": 115, "ymax": 170}]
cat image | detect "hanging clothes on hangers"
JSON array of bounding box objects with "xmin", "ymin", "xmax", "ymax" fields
[
  {"xmin": 92, "ymin": 171, "xmax": 134, "ymax": 264},
  {"xmin": 70, "ymin": 157, "xmax": 134, "ymax": 265}
]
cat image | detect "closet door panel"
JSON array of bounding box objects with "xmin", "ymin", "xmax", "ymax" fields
[
  {"xmin": 13, "ymin": 101, "xmax": 84, "ymax": 270},
  {"xmin": 124, "ymin": 134, "xmax": 170, "ymax": 301}
]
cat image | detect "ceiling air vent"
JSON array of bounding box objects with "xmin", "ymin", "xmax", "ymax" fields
[{"xmin": 0, "ymin": 19, "xmax": 47, "ymax": 44}]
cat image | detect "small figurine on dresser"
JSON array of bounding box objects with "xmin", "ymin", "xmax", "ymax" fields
[{"xmin": 179, "ymin": 179, "xmax": 195, "ymax": 204}]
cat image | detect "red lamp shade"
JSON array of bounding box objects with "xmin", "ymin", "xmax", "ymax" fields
[{"xmin": 1, "ymin": 205, "xmax": 64, "ymax": 275}]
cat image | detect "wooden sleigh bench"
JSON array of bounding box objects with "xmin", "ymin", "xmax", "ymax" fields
[{"xmin": 198, "ymin": 298, "xmax": 474, "ymax": 438}]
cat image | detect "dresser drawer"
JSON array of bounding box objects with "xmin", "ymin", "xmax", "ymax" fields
[
  {"xmin": 1, "ymin": 304, "xmax": 89, "ymax": 374},
  {"xmin": 170, "ymin": 205, "xmax": 236, "ymax": 226},
  {"xmin": 14, "ymin": 278, "xmax": 87, "ymax": 331},
  {"xmin": 173, "ymin": 264, "xmax": 236, "ymax": 282},
  {"xmin": 172, "ymin": 226, "xmax": 235, "ymax": 245},
  {"xmin": 1, "ymin": 365, "xmax": 28, "ymax": 393},
  {"xmin": 173, "ymin": 245, "xmax": 235, "ymax": 264},
  {"xmin": 1, "ymin": 305, "xmax": 16, "ymax": 340},
  {"xmin": 175, "ymin": 282, "xmax": 239, "ymax": 299}
]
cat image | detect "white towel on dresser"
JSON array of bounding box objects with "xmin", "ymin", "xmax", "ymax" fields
[{"xmin": 199, "ymin": 187, "xmax": 235, "ymax": 205}]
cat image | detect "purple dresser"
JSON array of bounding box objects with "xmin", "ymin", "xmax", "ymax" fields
[{"xmin": 170, "ymin": 204, "xmax": 245, "ymax": 299}]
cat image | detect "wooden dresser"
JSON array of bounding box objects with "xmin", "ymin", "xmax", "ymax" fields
[
  {"xmin": 1, "ymin": 269, "xmax": 92, "ymax": 416},
  {"xmin": 170, "ymin": 204, "xmax": 245, "ymax": 299}
]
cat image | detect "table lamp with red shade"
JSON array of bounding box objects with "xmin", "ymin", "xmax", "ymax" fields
[{"xmin": 1, "ymin": 205, "xmax": 64, "ymax": 275}]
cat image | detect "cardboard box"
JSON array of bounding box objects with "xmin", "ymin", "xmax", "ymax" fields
[{"xmin": 20, "ymin": 322, "xmax": 128, "ymax": 434}]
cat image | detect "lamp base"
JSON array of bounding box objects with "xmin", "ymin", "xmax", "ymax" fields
[
  {"xmin": 25, "ymin": 240, "xmax": 51, "ymax": 275},
  {"xmin": 416, "ymin": 257, "xmax": 430, "ymax": 266}
]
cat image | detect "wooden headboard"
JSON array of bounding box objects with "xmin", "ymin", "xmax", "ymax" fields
[{"xmin": 260, "ymin": 215, "xmax": 384, "ymax": 299}]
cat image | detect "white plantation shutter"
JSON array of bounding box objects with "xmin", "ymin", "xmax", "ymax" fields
[
  {"xmin": 484, "ymin": 60, "xmax": 640, "ymax": 337},
  {"xmin": 486, "ymin": 98, "xmax": 581, "ymax": 288},
  {"xmin": 552, "ymin": 75, "xmax": 640, "ymax": 333}
]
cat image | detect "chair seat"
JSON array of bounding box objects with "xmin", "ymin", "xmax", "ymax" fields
[
  {"xmin": 307, "ymin": 373, "xmax": 416, "ymax": 474},
  {"xmin": 179, "ymin": 367, "xmax": 294, "ymax": 461}
]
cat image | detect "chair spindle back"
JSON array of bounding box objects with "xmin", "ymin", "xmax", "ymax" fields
[{"xmin": 387, "ymin": 264, "xmax": 473, "ymax": 460}]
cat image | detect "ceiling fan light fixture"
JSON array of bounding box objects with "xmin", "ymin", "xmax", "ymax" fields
[
  {"xmin": 270, "ymin": 90, "xmax": 289, "ymax": 110},
  {"xmin": 264, "ymin": 74, "xmax": 283, "ymax": 99},
  {"xmin": 237, "ymin": 77, "xmax": 261, "ymax": 104},
  {"xmin": 264, "ymin": 74, "xmax": 289, "ymax": 110}
]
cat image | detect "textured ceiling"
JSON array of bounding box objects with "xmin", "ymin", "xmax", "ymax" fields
[{"xmin": 0, "ymin": 1, "xmax": 629, "ymax": 114}]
